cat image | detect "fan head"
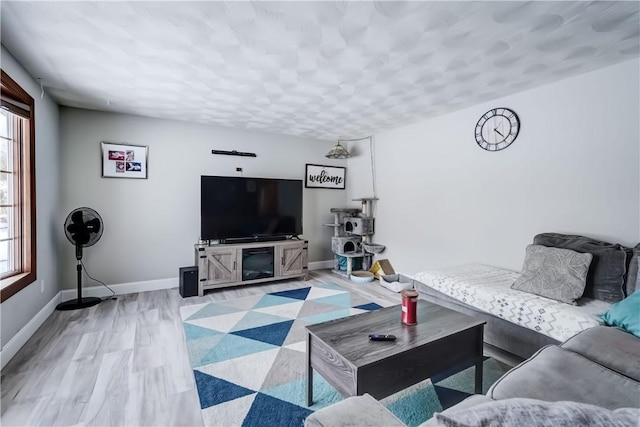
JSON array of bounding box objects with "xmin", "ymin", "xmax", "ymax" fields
[{"xmin": 64, "ymin": 207, "xmax": 103, "ymax": 248}]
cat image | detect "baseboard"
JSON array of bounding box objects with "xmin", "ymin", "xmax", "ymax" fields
[
  {"xmin": 1, "ymin": 291, "xmax": 61, "ymax": 370},
  {"xmin": 308, "ymin": 260, "xmax": 333, "ymax": 270},
  {"xmin": 60, "ymin": 277, "xmax": 178, "ymax": 301}
]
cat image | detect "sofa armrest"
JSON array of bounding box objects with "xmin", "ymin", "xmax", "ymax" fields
[{"xmin": 304, "ymin": 394, "xmax": 405, "ymax": 427}]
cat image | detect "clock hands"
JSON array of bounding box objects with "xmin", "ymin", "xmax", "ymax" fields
[{"xmin": 496, "ymin": 117, "xmax": 506, "ymax": 138}]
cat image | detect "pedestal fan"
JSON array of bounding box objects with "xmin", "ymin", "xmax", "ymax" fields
[{"xmin": 56, "ymin": 207, "xmax": 104, "ymax": 311}]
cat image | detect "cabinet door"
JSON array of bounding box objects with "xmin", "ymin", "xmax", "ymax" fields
[
  {"xmin": 277, "ymin": 244, "xmax": 306, "ymax": 277},
  {"xmin": 202, "ymin": 248, "xmax": 240, "ymax": 285}
]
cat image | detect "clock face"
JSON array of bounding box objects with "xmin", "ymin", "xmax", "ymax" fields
[{"xmin": 475, "ymin": 108, "xmax": 520, "ymax": 151}]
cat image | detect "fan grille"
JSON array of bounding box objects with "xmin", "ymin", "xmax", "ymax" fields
[{"xmin": 64, "ymin": 207, "xmax": 103, "ymax": 247}]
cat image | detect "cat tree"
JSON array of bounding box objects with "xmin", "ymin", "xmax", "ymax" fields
[{"xmin": 324, "ymin": 198, "xmax": 384, "ymax": 277}]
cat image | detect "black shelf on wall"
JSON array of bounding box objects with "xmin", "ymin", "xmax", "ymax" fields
[{"xmin": 211, "ymin": 150, "xmax": 257, "ymax": 157}]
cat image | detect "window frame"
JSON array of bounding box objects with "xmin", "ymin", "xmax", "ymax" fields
[{"xmin": 0, "ymin": 69, "xmax": 36, "ymax": 302}]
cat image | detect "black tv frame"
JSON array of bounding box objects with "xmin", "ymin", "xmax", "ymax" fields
[{"xmin": 200, "ymin": 175, "xmax": 303, "ymax": 244}]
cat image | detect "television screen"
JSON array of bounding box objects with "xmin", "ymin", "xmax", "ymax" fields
[{"xmin": 201, "ymin": 176, "xmax": 303, "ymax": 241}]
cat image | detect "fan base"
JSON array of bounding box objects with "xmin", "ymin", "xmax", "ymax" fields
[{"xmin": 56, "ymin": 297, "xmax": 102, "ymax": 311}]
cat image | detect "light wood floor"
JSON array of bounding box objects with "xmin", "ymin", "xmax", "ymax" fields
[{"xmin": 1, "ymin": 270, "xmax": 401, "ymax": 426}]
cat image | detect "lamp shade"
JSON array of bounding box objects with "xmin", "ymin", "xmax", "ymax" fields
[{"xmin": 325, "ymin": 141, "xmax": 351, "ymax": 159}]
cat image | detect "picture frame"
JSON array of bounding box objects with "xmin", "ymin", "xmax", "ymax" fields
[
  {"xmin": 305, "ymin": 164, "xmax": 346, "ymax": 190},
  {"xmin": 101, "ymin": 141, "xmax": 148, "ymax": 179}
]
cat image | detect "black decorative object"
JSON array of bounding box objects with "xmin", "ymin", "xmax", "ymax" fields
[
  {"xmin": 211, "ymin": 149, "xmax": 257, "ymax": 157},
  {"xmin": 475, "ymin": 108, "xmax": 520, "ymax": 151},
  {"xmin": 57, "ymin": 207, "xmax": 104, "ymax": 311}
]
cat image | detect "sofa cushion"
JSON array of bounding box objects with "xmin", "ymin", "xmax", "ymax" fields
[
  {"xmin": 533, "ymin": 233, "xmax": 630, "ymax": 303},
  {"xmin": 562, "ymin": 325, "xmax": 640, "ymax": 381},
  {"xmin": 625, "ymin": 245, "xmax": 640, "ymax": 296},
  {"xmin": 600, "ymin": 291, "xmax": 640, "ymax": 338},
  {"xmin": 434, "ymin": 398, "xmax": 640, "ymax": 427},
  {"xmin": 488, "ymin": 345, "xmax": 640, "ymax": 409},
  {"xmin": 304, "ymin": 394, "xmax": 404, "ymax": 427},
  {"xmin": 511, "ymin": 245, "xmax": 591, "ymax": 305}
]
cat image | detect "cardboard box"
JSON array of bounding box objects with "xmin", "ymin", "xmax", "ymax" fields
[
  {"xmin": 369, "ymin": 259, "xmax": 395, "ymax": 279},
  {"xmin": 380, "ymin": 274, "xmax": 413, "ymax": 292}
]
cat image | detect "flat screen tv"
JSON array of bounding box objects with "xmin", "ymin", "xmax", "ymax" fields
[{"xmin": 201, "ymin": 176, "xmax": 303, "ymax": 242}]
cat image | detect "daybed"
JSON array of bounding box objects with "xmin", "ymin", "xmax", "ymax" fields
[{"xmin": 411, "ymin": 233, "xmax": 638, "ymax": 360}]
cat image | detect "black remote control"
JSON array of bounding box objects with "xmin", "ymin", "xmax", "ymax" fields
[{"xmin": 369, "ymin": 334, "xmax": 396, "ymax": 341}]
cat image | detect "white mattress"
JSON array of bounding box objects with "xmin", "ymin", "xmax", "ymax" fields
[{"xmin": 412, "ymin": 264, "xmax": 611, "ymax": 342}]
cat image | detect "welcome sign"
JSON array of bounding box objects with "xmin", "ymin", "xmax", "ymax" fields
[{"xmin": 305, "ymin": 164, "xmax": 346, "ymax": 189}]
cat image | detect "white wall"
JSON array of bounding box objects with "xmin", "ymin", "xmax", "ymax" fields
[
  {"xmin": 59, "ymin": 108, "xmax": 346, "ymax": 289},
  {"xmin": 0, "ymin": 46, "xmax": 60, "ymax": 348},
  {"xmin": 348, "ymin": 59, "xmax": 640, "ymax": 275}
]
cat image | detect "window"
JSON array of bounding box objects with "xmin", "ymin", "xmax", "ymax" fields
[{"xmin": 0, "ymin": 70, "xmax": 36, "ymax": 302}]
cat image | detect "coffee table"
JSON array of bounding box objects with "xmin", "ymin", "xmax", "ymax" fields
[{"xmin": 306, "ymin": 299, "xmax": 485, "ymax": 405}]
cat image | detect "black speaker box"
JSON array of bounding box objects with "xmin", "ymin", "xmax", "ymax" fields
[{"xmin": 179, "ymin": 266, "xmax": 198, "ymax": 298}]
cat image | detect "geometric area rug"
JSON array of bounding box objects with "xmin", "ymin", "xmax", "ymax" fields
[{"xmin": 180, "ymin": 283, "xmax": 511, "ymax": 427}]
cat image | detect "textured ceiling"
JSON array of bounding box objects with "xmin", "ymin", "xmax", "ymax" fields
[{"xmin": 1, "ymin": 1, "xmax": 639, "ymax": 140}]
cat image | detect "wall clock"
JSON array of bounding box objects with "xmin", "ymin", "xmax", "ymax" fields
[{"xmin": 475, "ymin": 108, "xmax": 520, "ymax": 151}]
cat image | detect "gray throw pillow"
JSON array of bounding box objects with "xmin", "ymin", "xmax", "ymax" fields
[
  {"xmin": 434, "ymin": 398, "xmax": 639, "ymax": 427},
  {"xmin": 511, "ymin": 245, "xmax": 592, "ymax": 305},
  {"xmin": 533, "ymin": 233, "xmax": 629, "ymax": 303}
]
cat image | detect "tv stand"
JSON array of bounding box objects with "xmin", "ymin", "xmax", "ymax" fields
[{"xmin": 195, "ymin": 239, "xmax": 308, "ymax": 296}]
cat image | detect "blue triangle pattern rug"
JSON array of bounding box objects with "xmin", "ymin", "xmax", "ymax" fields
[{"xmin": 180, "ymin": 284, "xmax": 510, "ymax": 427}]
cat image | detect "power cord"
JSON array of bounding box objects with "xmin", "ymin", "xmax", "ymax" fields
[{"xmin": 80, "ymin": 260, "xmax": 117, "ymax": 300}]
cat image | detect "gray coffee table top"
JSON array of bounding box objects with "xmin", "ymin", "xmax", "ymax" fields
[
  {"xmin": 306, "ymin": 299, "xmax": 486, "ymax": 404},
  {"xmin": 306, "ymin": 299, "xmax": 485, "ymax": 367}
]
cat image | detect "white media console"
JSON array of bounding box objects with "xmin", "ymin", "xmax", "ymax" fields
[{"xmin": 195, "ymin": 239, "xmax": 308, "ymax": 296}]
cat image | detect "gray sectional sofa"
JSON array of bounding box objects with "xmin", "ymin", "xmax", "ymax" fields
[{"xmin": 305, "ymin": 325, "xmax": 640, "ymax": 426}]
